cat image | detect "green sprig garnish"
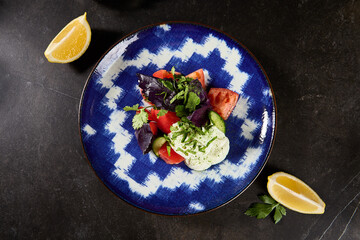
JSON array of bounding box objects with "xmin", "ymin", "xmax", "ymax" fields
[
  {"xmin": 245, "ymin": 195, "xmax": 287, "ymax": 224},
  {"xmin": 123, "ymin": 104, "xmax": 149, "ymax": 130}
]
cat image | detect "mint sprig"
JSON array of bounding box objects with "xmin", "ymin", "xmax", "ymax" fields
[{"xmin": 245, "ymin": 195, "xmax": 286, "ymax": 224}]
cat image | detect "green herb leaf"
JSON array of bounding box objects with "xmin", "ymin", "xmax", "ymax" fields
[
  {"xmin": 259, "ymin": 195, "xmax": 277, "ymax": 205},
  {"xmin": 158, "ymin": 79, "xmax": 175, "ymax": 91},
  {"xmin": 157, "ymin": 109, "xmax": 168, "ymax": 118},
  {"xmin": 132, "ymin": 110, "xmax": 148, "ymax": 129},
  {"xmin": 175, "ymin": 105, "xmax": 187, "ymax": 118},
  {"xmin": 123, "ymin": 104, "xmax": 149, "ymax": 129},
  {"xmin": 278, "ymin": 205, "xmax": 286, "ymax": 216},
  {"xmin": 123, "ymin": 104, "xmax": 140, "ymax": 111},
  {"xmin": 273, "ymin": 206, "xmax": 283, "ymax": 224},
  {"xmin": 185, "ymin": 92, "xmax": 200, "ymax": 112},
  {"xmin": 245, "ymin": 194, "xmax": 287, "ymax": 224},
  {"xmin": 171, "ymin": 66, "xmax": 175, "ymax": 76},
  {"xmin": 244, "ymin": 203, "xmax": 275, "ymax": 219}
]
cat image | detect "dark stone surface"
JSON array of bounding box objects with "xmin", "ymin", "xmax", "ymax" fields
[{"xmin": 0, "ymin": 0, "xmax": 359, "ymax": 239}]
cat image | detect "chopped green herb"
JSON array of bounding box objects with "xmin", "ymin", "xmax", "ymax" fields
[
  {"xmin": 166, "ymin": 144, "xmax": 171, "ymax": 156},
  {"xmin": 183, "ymin": 136, "xmax": 194, "ymax": 144},
  {"xmin": 171, "ymin": 130, "xmax": 186, "ymax": 140},
  {"xmin": 176, "ymin": 148, "xmax": 188, "ymax": 156},
  {"xmin": 181, "ymin": 132, "xmax": 188, "ymax": 143},
  {"xmin": 155, "ymin": 91, "xmax": 168, "ymax": 101},
  {"xmin": 198, "ymin": 145, "xmax": 205, "ymax": 153},
  {"xmin": 170, "ymin": 90, "xmax": 185, "ymax": 104},
  {"xmin": 163, "ymin": 134, "xmax": 171, "ymax": 144},
  {"xmin": 183, "ymin": 85, "xmax": 189, "ymax": 104},
  {"xmin": 187, "ymin": 149, "xmax": 197, "ymax": 155},
  {"xmin": 170, "ymin": 125, "xmax": 178, "ymax": 132},
  {"xmin": 205, "ymin": 136, "xmax": 217, "ymax": 148}
]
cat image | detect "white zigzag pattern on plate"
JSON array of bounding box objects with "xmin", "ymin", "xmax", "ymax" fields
[
  {"xmin": 82, "ymin": 124, "xmax": 96, "ymax": 136},
  {"xmin": 95, "ymin": 34, "xmax": 266, "ymax": 205},
  {"xmin": 97, "ymin": 34, "xmax": 249, "ymax": 92},
  {"xmin": 188, "ymin": 201, "xmax": 205, "ymax": 211}
]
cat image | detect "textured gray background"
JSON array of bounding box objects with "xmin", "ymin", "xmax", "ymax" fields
[{"xmin": 0, "ymin": 0, "xmax": 359, "ymax": 239}]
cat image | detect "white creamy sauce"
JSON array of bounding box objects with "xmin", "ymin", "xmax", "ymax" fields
[{"xmin": 168, "ymin": 122, "xmax": 230, "ymax": 171}]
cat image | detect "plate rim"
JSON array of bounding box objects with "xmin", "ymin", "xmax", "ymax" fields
[{"xmin": 78, "ymin": 21, "xmax": 277, "ymax": 216}]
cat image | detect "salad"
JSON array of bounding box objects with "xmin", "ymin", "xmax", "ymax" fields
[{"xmin": 123, "ymin": 67, "xmax": 239, "ymax": 171}]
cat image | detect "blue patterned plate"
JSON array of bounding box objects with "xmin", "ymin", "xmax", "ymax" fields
[{"xmin": 79, "ymin": 22, "xmax": 276, "ymax": 215}]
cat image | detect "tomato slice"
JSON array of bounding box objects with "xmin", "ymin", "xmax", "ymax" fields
[
  {"xmin": 208, "ymin": 88, "xmax": 239, "ymax": 120},
  {"xmin": 158, "ymin": 144, "xmax": 185, "ymax": 164},
  {"xmin": 149, "ymin": 109, "xmax": 180, "ymax": 134},
  {"xmin": 149, "ymin": 121, "xmax": 158, "ymax": 135},
  {"xmin": 186, "ymin": 69, "xmax": 206, "ymax": 89},
  {"xmin": 153, "ymin": 70, "xmax": 181, "ymax": 79}
]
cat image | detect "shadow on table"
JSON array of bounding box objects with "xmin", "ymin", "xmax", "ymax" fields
[
  {"xmin": 95, "ymin": 0, "xmax": 164, "ymax": 11},
  {"xmin": 70, "ymin": 29, "xmax": 124, "ymax": 73}
]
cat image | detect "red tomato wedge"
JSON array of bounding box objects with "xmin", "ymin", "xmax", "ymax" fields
[
  {"xmin": 149, "ymin": 121, "xmax": 158, "ymax": 135},
  {"xmin": 153, "ymin": 70, "xmax": 181, "ymax": 79},
  {"xmin": 208, "ymin": 88, "xmax": 239, "ymax": 120},
  {"xmin": 149, "ymin": 109, "xmax": 180, "ymax": 134},
  {"xmin": 186, "ymin": 69, "xmax": 206, "ymax": 89},
  {"xmin": 158, "ymin": 144, "xmax": 185, "ymax": 164}
]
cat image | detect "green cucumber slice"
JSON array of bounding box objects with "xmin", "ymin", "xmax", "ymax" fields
[
  {"xmin": 152, "ymin": 136, "xmax": 167, "ymax": 157},
  {"xmin": 209, "ymin": 110, "xmax": 226, "ymax": 133}
]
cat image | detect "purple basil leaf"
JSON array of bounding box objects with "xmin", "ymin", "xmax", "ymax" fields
[
  {"xmin": 187, "ymin": 100, "xmax": 211, "ymax": 127},
  {"xmin": 134, "ymin": 123, "xmax": 155, "ymax": 154},
  {"xmin": 137, "ymin": 73, "xmax": 180, "ymax": 111}
]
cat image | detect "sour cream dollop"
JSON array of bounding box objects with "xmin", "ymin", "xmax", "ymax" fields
[{"xmin": 168, "ymin": 122, "xmax": 230, "ymax": 171}]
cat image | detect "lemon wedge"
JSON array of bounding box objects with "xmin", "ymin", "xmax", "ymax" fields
[
  {"xmin": 267, "ymin": 172, "xmax": 326, "ymax": 214},
  {"xmin": 44, "ymin": 12, "xmax": 91, "ymax": 63}
]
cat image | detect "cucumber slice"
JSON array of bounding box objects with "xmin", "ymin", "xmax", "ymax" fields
[
  {"xmin": 152, "ymin": 136, "xmax": 167, "ymax": 157},
  {"xmin": 209, "ymin": 110, "xmax": 226, "ymax": 133}
]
